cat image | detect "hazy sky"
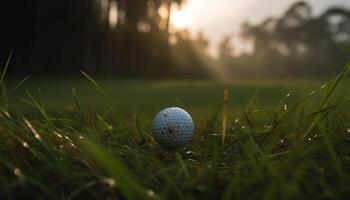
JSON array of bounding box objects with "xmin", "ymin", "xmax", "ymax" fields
[{"xmin": 178, "ymin": 0, "xmax": 350, "ymax": 55}]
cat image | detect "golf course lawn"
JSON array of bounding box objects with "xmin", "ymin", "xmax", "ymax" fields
[{"xmin": 1, "ymin": 76, "xmax": 350, "ymax": 199}]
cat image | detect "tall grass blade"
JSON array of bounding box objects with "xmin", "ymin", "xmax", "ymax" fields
[
  {"xmin": 221, "ymin": 87, "xmax": 228, "ymax": 146},
  {"xmin": 72, "ymin": 87, "xmax": 85, "ymax": 119},
  {"xmin": 317, "ymin": 122, "xmax": 345, "ymax": 182},
  {"xmin": 302, "ymin": 63, "xmax": 350, "ymax": 139},
  {"xmin": 80, "ymin": 71, "xmax": 126, "ymax": 129},
  {"xmin": 0, "ymin": 51, "xmax": 12, "ymax": 109},
  {"xmin": 23, "ymin": 90, "xmax": 50, "ymax": 122},
  {"xmin": 135, "ymin": 113, "xmax": 146, "ymax": 142},
  {"xmin": 0, "ymin": 50, "xmax": 12, "ymax": 83},
  {"xmin": 79, "ymin": 140, "xmax": 156, "ymax": 200},
  {"xmin": 9, "ymin": 75, "xmax": 31, "ymax": 95}
]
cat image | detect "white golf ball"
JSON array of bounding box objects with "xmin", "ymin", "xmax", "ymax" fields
[{"xmin": 152, "ymin": 107, "xmax": 194, "ymax": 149}]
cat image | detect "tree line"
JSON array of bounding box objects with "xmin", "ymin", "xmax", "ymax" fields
[
  {"xmin": 0, "ymin": 1, "xmax": 349, "ymax": 78},
  {"xmin": 0, "ymin": 0, "xmax": 209, "ymax": 78},
  {"xmin": 220, "ymin": 1, "xmax": 350, "ymax": 78}
]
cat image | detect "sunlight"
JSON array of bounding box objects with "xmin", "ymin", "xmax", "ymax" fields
[
  {"xmin": 170, "ymin": 8, "xmax": 191, "ymax": 29},
  {"xmin": 109, "ymin": 1, "xmax": 118, "ymax": 27}
]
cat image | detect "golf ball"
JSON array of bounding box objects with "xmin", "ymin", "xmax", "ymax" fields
[{"xmin": 152, "ymin": 107, "xmax": 194, "ymax": 149}]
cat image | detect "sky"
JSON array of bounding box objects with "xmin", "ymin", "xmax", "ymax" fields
[{"xmin": 175, "ymin": 0, "xmax": 350, "ymax": 55}]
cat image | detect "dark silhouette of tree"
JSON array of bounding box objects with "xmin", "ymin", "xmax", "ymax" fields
[
  {"xmin": 169, "ymin": 31, "xmax": 211, "ymax": 78},
  {"xmin": 2, "ymin": 0, "xmax": 348, "ymax": 78},
  {"xmin": 237, "ymin": 1, "xmax": 350, "ymax": 77},
  {"xmin": 1, "ymin": 0, "xmax": 211, "ymax": 78},
  {"xmin": 218, "ymin": 36, "xmax": 234, "ymax": 61}
]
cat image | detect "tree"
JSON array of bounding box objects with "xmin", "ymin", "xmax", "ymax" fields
[
  {"xmin": 1, "ymin": 0, "xmax": 201, "ymax": 78},
  {"xmin": 238, "ymin": 1, "xmax": 350, "ymax": 77},
  {"xmin": 218, "ymin": 35, "xmax": 234, "ymax": 61}
]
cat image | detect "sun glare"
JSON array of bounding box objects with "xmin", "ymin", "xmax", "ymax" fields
[
  {"xmin": 171, "ymin": 8, "xmax": 191, "ymax": 29},
  {"xmin": 109, "ymin": 1, "xmax": 118, "ymax": 27}
]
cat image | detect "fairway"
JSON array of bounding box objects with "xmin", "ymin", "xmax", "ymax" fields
[
  {"xmin": 1, "ymin": 72, "xmax": 350, "ymax": 199},
  {"xmin": 8, "ymin": 78, "xmax": 343, "ymax": 115}
]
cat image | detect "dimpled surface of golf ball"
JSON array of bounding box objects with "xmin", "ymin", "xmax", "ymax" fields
[{"xmin": 153, "ymin": 107, "xmax": 194, "ymax": 149}]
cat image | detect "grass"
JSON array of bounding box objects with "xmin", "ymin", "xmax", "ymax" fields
[
  {"xmin": 0, "ymin": 61, "xmax": 350, "ymax": 199},
  {"xmin": 7, "ymin": 78, "xmax": 347, "ymax": 114}
]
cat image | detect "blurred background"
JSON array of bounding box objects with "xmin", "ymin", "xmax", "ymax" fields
[{"xmin": 1, "ymin": 0, "xmax": 350, "ymax": 79}]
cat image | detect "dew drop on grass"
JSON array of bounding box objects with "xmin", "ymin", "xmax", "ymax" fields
[
  {"xmin": 34, "ymin": 134, "xmax": 41, "ymax": 140},
  {"xmin": 13, "ymin": 168, "xmax": 24, "ymax": 181},
  {"xmin": 24, "ymin": 119, "xmax": 42, "ymax": 141},
  {"xmin": 64, "ymin": 135, "xmax": 71, "ymax": 141},
  {"xmin": 55, "ymin": 132, "xmax": 63, "ymax": 139},
  {"xmin": 22, "ymin": 142, "xmax": 28, "ymax": 148},
  {"xmin": 284, "ymin": 104, "xmax": 288, "ymax": 111},
  {"xmin": 102, "ymin": 177, "xmax": 115, "ymax": 187},
  {"xmin": 13, "ymin": 168, "xmax": 21, "ymax": 176},
  {"xmin": 241, "ymin": 126, "xmax": 245, "ymax": 129},
  {"xmin": 347, "ymin": 128, "xmax": 350, "ymax": 133},
  {"xmin": 320, "ymin": 84, "xmax": 327, "ymax": 89},
  {"xmin": 185, "ymin": 151, "xmax": 192, "ymax": 155},
  {"xmin": 307, "ymin": 138, "xmax": 312, "ymax": 141},
  {"xmin": 79, "ymin": 135, "xmax": 84, "ymax": 139},
  {"xmin": 187, "ymin": 159, "xmax": 196, "ymax": 162},
  {"xmin": 147, "ymin": 190, "xmax": 155, "ymax": 198},
  {"xmin": 234, "ymin": 118, "xmax": 240, "ymax": 123},
  {"xmin": 280, "ymin": 139, "xmax": 285, "ymax": 144},
  {"xmin": 4, "ymin": 111, "xmax": 11, "ymax": 118}
]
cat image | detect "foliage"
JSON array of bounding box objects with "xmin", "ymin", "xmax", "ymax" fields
[
  {"xmin": 0, "ymin": 0, "xmax": 210, "ymax": 78},
  {"xmin": 226, "ymin": 1, "xmax": 350, "ymax": 78}
]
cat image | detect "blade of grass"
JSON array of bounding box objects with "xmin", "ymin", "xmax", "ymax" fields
[
  {"xmin": 135, "ymin": 112, "xmax": 146, "ymax": 142},
  {"xmin": 317, "ymin": 121, "xmax": 345, "ymax": 182},
  {"xmin": 80, "ymin": 71, "xmax": 126, "ymax": 129},
  {"xmin": 221, "ymin": 87, "xmax": 228, "ymax": 146},
  {"xmin": 72, "ymin": 87, "xmax": 85, "ymax": 120},
  {"xmin": 23, "ymin": 90, "xmax": 50, "ymax": 122},
  {"xmin": 0, "ymin": 50, "xmax": 12, "ymax": 83},
  {"xmin": 79, "ymin": 139, "xmax": 156, "ymax": 200},
  {"xmin": 302, "ymin": 63, "xmax": 350, "ymax": 140},
  {"xmin": 9, "ymin": 75, "xmax": 31, "ymax": 95},
  {"xmin": 149, "ymin": 156, "xmax": 186, "ymax": 200},
  {"xmin": 306, "ymin": 94, "xmax": 350, "ymax": 117},
  {"xmin": 0, "ymin": 51, "xmax": 13, "ymax": 109},
  {"xmin": 175, "ymin": 153, "xmax": 190, "ymax": 180},
  {"xmin": 67, "ymin": 180, "xmax": 98, "ymax": 200},
  {"xmin": 243, "ymin": 110, "xmax": 253, "ymax": 129},
  {"xmin": 204, "ymin": 104, "xmax": 222, "ymax": 134}
]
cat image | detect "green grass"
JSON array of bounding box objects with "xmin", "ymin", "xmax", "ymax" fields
[
  {"xmin": 7, "ymin": 78, "xmax": 347, "ymax": 114},
  {"xmin": 0, "ymin": 64, "xmax": 350, "ymax": 199}
]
